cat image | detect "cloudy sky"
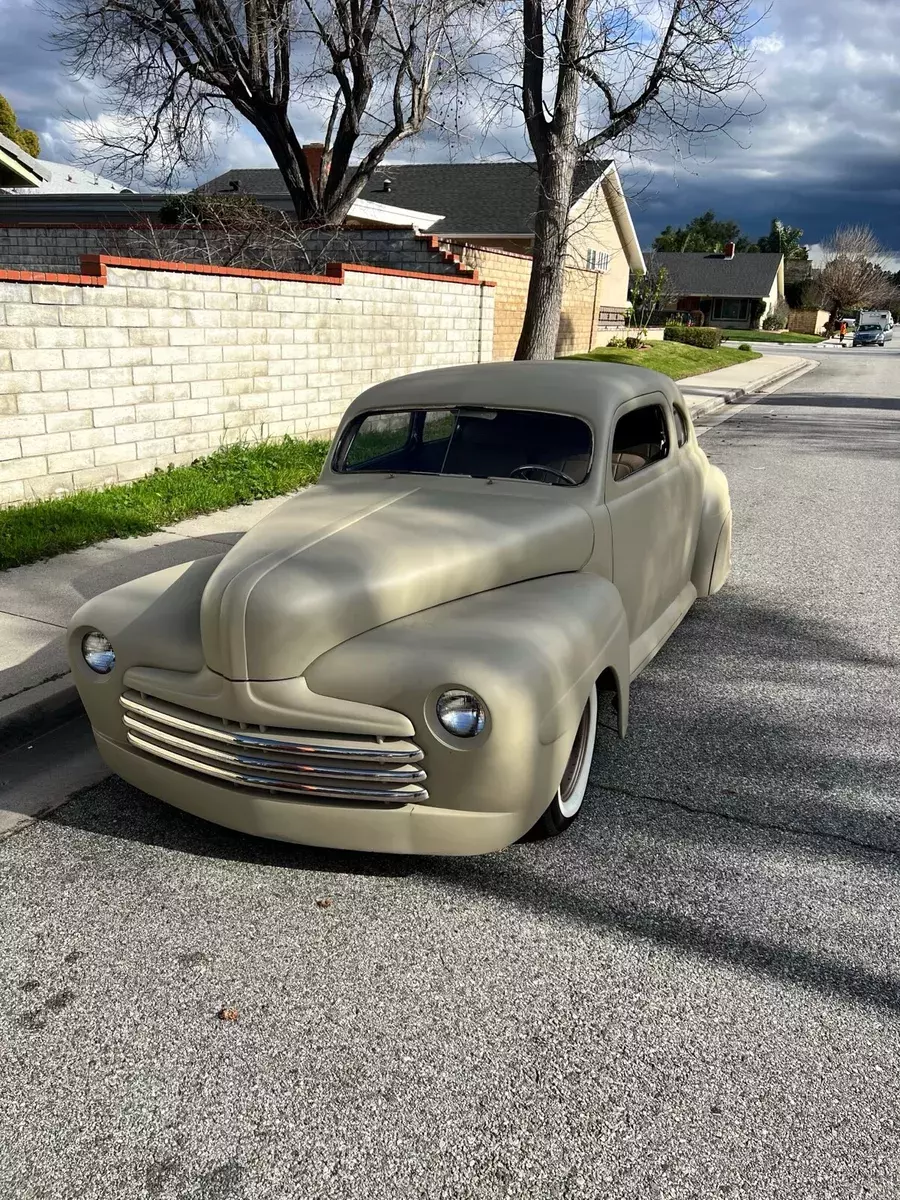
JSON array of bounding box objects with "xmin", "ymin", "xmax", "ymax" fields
[{"xmin": 1, "ymin": 0, "xmax": 899, "ymax": 249}]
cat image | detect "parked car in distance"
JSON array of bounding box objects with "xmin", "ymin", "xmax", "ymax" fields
[
  {"xmin": 853, "ymin": 323, "xmax": 887, "ymax": 347},
  {"xmin": 68, "ymin": 362, "xmax": 732, "ymax": 857}
]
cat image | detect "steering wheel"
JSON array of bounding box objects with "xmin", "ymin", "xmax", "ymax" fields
[{"xmin": 509, "ymin": 464, "xmax": 577, "ymax": 486}]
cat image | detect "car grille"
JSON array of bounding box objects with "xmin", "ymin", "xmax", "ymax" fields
[{"xmin": 119, "ymin": 690, "xmax": 428, "ymax": 804}]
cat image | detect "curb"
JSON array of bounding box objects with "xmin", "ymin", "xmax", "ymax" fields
[
  {"xmin": 684, "ymin": 356, "xmax": 815, "ymax": 424},
  {"xmin": 0, "ymin": 675, "xmax": 82, "ymax": 755}
]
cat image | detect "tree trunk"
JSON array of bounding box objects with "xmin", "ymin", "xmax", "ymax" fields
[
  {"xmin": 252, "ymin": 106, "xmax": 354, "ymax": 227},
  {"xmin": 515, "ymin": 149, "xmax": 578, "ymax": 360}
]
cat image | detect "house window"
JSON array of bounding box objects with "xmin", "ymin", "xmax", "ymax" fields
[
  {"xmin": 586, "ymin": 249, "xmax": 611, "ymax": 273},
  {"xmin": 711, "ymin": 298, "xmax": 750, "ymax": 321}
]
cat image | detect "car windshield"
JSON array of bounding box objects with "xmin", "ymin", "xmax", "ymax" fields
[
  {"xmin": 335, "ymin": 406, "xmax": 593, "ymax": 486},
  {"xmin": 859, "ymin": 325, "xmax": 881, "ymax": 332}
]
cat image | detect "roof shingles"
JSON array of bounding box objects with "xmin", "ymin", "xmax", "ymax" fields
[
  {"xmin": 199, "ymin": 161, "xmax": 611, "ymax": 236},
  {"xmin": 653, "ymin": 251, "xmax": 783, "ymax": 299}
]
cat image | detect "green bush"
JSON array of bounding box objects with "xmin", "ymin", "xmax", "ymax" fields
[
  {"xmin": 664, "ymin": 323, "xmax": 724, "ymax": 349},
  {"xmin": 738, "ymin": 343, "xmax": 752, "ymax": 352}
]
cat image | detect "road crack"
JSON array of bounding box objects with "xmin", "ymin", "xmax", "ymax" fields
[{"xmin": 594, "ymin": 782, "xmax": 899, "ymax": 860}]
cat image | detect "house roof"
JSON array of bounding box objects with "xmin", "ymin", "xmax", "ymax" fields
[
  {"xmin": 0, "ymin": 131, "xmax": 49, "ymax": 189},
  {"xmin": 653, "ymin": 252, "xmax": 783, "ymax": 299},
  {"xmin": 200, "ymin": 160, "xmax": 612, "ymax": 236},
  {"xmin": 2, "ymin": 158, "xmax": 132, "ymax": 195}
]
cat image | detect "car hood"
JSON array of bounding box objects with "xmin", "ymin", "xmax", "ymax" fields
[{"xmin": 199, "ymin": 484, "xmax": 594, "ymax": 681}]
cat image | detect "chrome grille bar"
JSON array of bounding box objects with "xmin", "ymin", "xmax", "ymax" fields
[
  {"xmin": 118, "ymin": 689, "xmax": 427, "ymax": 804},
  {"xmin": 126, "ymin": 733, "xmax": 428, "ymax": 802},
  {"xmin": 121, "ymin": 713, "xmax": 426, "ymax": 784},
  {"xmin": 120, "ymin": 692, "xmax": 422, "ymax": 762}
]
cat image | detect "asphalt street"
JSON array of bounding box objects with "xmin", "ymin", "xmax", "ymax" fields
[{"xmin": 1, "ymin": 342, "xmax": 899, "ymax": 1200}]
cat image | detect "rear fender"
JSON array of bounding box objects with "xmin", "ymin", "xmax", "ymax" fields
[{"xmin": 692, "ymin": 464, "xmax": 732, "ymax": 597}]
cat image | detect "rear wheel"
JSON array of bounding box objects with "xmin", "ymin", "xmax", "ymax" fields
[{"xmin": 533, "ymin": 684, "xmax": 598, "ymax": 837}]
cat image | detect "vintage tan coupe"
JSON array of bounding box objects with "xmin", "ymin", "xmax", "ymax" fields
[{"xmin": 68, "ymin": 362, "xmax": 731, "ymax": 855}]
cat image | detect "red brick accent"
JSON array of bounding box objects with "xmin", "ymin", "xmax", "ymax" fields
[{"xmin": 0, "ymin": 249, "xmax": 495, "ymax": 289}]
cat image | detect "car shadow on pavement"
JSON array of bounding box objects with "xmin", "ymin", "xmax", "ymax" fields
[
  {"xmin": 44, "ymin": 768, "xmax": 900, "ymax": 1017},
  {"xmin": 766, "ymin": 392, "xmax": 900, "ymax": 411},
  {"xmin": 37, "ymin": 586, "xmax": 900, "ymax": 1015}
]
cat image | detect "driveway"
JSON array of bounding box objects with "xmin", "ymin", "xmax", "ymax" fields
[{"xmin": 1, "ymin": 345, "xmax": 899, "ymax": 1199}]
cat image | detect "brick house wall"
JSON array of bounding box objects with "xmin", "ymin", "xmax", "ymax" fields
[
  {"xmin": 446, "ymin": 241, "xmax": 626, "ymax": 359},
  {"xmin": 0, "ymin": 254, "xmax": 494, "ymax": 507}
]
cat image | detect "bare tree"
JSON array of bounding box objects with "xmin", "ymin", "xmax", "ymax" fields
[
  {"xmin": 819, "ymin": 225, "xmax": 899, "ymax": 330},
  {"xmin": 48, "ymin": 0, "xmax": 476, "ymax": 223},
  {"xmin": 495, "ymin": 0, "xmax": 762, "ymax": 359},
  {"xmin": 628, "ymin": 252, "xmax": 672, "ymax": 333},
  {"xmin": 103, "ymin": 193, "xmax": 365, "ymax": 271}
]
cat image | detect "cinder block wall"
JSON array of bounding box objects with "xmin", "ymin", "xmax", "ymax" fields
[
  {"xmin": 0, "ymin": 225, "xmax": 466, "ymax": 277},
  {"xmin": 0, "ymin": 258, "xmax": 494, "ymax": 507}
]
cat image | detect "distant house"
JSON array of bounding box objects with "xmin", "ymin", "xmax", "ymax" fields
[
  {"xmin": 652, "ymin": 247, "xmax": 785, "ymax": 329},
  {"xmin": 202, "ymin": 156, "xmax": 646, "ymax": 307},
  {"xmin": 0, "ymin": 158, "xmax": 132, "ymax": 196},
  {"xmin": 0, "ymin": 131, "xmax": 49, "ymax": 189}
]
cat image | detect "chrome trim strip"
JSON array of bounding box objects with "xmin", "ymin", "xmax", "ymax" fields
[
  {"xmin": 126, "ymin": 733, "xmax": 428, "ymax": 803},
  {"xmin": 122, "ymin": 714, "xmax": 427, "ymax": 784},
  {"xmin": 119, "ymin": 692, "xmax": 423, "ymax": 763}
]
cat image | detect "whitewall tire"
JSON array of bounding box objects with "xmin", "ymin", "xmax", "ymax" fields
[{"xmin": 534, "ymin": 684, "xmax": 598, "ymax": 838}]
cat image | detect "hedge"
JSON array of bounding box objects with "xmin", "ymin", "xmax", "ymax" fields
[{"xmin": 663, "ymin": 323, "xmax": 724, "ymax": 349}]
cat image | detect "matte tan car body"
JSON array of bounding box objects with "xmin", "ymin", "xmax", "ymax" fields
[{"xmin": 68, "ymin": 361, "xmax": 732, "ymax": 855}]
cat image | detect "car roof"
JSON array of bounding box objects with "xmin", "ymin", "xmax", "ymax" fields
[{"xmin": 341, "ymin": 361, "xmax": 682, "ymax": 430}]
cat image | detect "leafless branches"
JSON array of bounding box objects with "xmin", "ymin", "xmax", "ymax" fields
[
  {"xmin": 818, "ymin": 225, "xmax": 900, "ymax": 327},
  {"xmin": 496, "ymin": 0, "xmax": 764, "ymax": 358},
  {"xmin": 47, "ymin": 0, "xmax": 480, "ymax": 222}
]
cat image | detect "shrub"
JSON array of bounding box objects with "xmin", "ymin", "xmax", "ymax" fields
[
  {"xmin": 606, "ymin": 335, "xmax": 627, "ymax": 348},
  {"xmin": 761, "ymin": 298, "xmax": 790, "ymax": 331},
  {"xmin": 664, "ymin": 323, "xmax": 724, "ymax": 349},
  {"xmin": 738, "ymin": 343, "xmax": 752, "ymax": 352}
]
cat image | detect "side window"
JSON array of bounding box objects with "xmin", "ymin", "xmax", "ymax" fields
[
  {"xmin": 422, "ymin": 409, "xmax": 455, "ymax": 443},
  {"xmin": 610, "ymin": 404, "xmax": 669, "ymax": 482},
  {"xmin": 343, "ymin": 411, "xmax": 413, "ymax": 468},
  {"xmin": 672, "ymin": 404, "xmax": 689, "ymax": 448}
]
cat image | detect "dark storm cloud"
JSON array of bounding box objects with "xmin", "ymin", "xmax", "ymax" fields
[{"xmin": 1, "ymin": 0, "xmax": 899, "ymax": 249}]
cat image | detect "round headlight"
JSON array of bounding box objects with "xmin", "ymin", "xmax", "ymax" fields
[
  {"xmin": 436, "ymin": 689, "xmax": 486, "ymax": 738},
  {"xmin": 82, "ymin": 631, "xmax": 115, "ymax": 674}
]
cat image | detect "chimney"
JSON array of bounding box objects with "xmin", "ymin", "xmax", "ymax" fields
[
  {"xmin": 382, "ymin": 177, "xmax": 392, "ymax": 193},
  {"xmin": 724, "ymin": 241, "xmax": 735, "ymax": 259},
  {"xmin": 229, "ymin": 179, "xmax": 240, "ymax": 192},
  {"xmin": 302, "ymin": 143, "xmax": 326, "ymax": 191}
]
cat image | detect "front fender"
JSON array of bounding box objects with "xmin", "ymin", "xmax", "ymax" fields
[{"xmin": 306, "ymin": 572, "xmax": 630, "ymax": 820}]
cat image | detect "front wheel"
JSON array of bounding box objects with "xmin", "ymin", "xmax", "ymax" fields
[{"xmin": 533, "ymin": 685, "xmax": 598, "ymax": 838}]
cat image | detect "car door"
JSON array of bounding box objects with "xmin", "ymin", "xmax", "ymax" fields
[
  {"xmin": 604, "ymin": 394, "xmax": 692, "ymax": 667},
  {"xmin": 670, "ymin": 396, "xmax": 706, "ymax": 585}
]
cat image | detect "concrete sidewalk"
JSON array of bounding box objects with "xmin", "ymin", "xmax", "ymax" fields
[
  {"xmin": 0, "ymin": 497, "xmax": 288, "ymax": 749},
  {"xmin": 0, "ymin": 351, "xmax": 814, "ymax": 747},
  {"xmin": 677, "ymin": 352, "xmax": 812, "ymax": 423}
]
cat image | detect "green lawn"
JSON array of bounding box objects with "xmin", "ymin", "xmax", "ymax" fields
[
  {"xmin": 568, "ymin": 340, "xmax": 762, "ymax": 380},
  {"xmin": 1, "ymin": 437, "xmax": 329, "ymax": 571},
  {"xmin": 721, "ymin": 329, "xmax": 824, "ymax": 344}
]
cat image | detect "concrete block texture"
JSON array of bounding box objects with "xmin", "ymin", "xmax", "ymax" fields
[{"xmin": 0, "ymin": 259, "xmax": 493, "ymax": 504}]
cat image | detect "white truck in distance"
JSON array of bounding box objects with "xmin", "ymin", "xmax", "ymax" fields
[{"xmin": 858, "ymin": 310, "xmax": 894, "ymax": 331}]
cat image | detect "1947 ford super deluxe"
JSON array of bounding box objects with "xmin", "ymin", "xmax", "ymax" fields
[{"xmin": 68, "ymin": 361, "xmax": 732, "ymax": 856}]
